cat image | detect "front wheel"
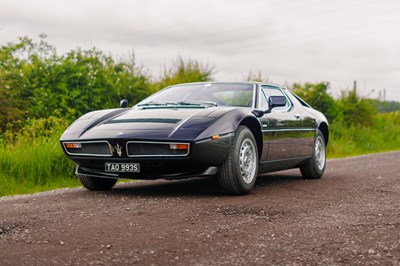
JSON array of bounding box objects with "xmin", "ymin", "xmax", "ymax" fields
[
  {"xmin": 78, "ymin": 175, "xmax": 118, "ymax": 191},
  {"xmin": 300, "ymin": 129, "xmax": 326, "ymax": 179},
  {"xmin": 218, "ymin": 126, "xmax": 259, "ymax": 195}
]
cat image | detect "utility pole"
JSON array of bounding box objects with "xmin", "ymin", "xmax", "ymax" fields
[{"xmin": 383, "ymin": 88, "xmax": 386, "ymax": 102}]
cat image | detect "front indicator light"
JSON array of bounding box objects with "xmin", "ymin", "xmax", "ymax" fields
[
  {"xmin": 169, "ymin": 143, "xmax": 189, "ymax": 150},
  {"xmin": 211, "ymin": 135, "xmax": 220, "ymax": 140},
  {"xmin": 65, "ymin": 143, "xmax": 82, "ymax": 149}
]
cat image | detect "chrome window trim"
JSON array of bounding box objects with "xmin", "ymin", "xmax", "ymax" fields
[
  {"xmin": 259, "ymin": 85, "xmax": 293, "ymax": 113},
  {"xmin": 137, "ymin": 82, "xmax": 257, "ymax": 108},
  {"xmin": 251, "ymin": 83, "xmax": 257, "ymax": 108},
  {"xmin": 262, "ymin": 128, "xmax": 316, "ymax": 133},
  {"xmin": 126, "ymin": 141, "xmax": 190, "ymax": 157},
  {"xmin": 63, "ymin": 141, "xmax": 113, "ymax": 157}
]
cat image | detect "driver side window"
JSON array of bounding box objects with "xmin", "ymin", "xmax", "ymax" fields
[{"xmin": 259, "ymin": 85, "xmax": 291, "ymax": 112}]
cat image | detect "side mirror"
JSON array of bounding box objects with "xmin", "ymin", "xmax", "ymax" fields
[
  {"xmin": 120, "ymin": 99, "xmax": 129, "ymax": 108},
  {"xmin": 265, "ymin": 96, "xmax": 286, "ymax": 113}
]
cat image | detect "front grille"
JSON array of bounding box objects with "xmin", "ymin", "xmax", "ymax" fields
[
  {"xmin": 63, "ymin": 141, "xmax": 112, "ymax": 157},
  {"xmin": 127, "ymin": 141, "xmax": 190, "ymax": 157}
]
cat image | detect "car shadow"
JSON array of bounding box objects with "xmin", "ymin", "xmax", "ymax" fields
[
  {"xmin": 99, "ymin": 169, "xmax": 305, "ymax": 198},
  {"xmin": 255, "ymin": 169, "xmax": 304, "ymax": 188},
  {"xmin": 110, "ymin": 176, "xmax": 221, "ymax": 197}
]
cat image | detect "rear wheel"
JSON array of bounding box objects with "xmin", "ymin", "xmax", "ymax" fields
[
  {"xmin": 78, "ymin": 175, "xmax": 118, "ymax": 190},
  {"xmin": 218, "ymin": 126, "xmax": 259, "ymax": 195},
  {"xmin": 300, "ymin": 130, "xmax": 326, "ymax": 179}
]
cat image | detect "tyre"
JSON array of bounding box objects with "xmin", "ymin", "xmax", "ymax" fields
[
  {"xmin": 78, "ymin": 175, "xmax": 118, "ymax": 190},
  {"xmin": 218, "ymin": 126, "xmax": 259, "ymax": 195},
  {"xmin": 300, "ymin": 129, "xmax": 326, "ymax": 179}
]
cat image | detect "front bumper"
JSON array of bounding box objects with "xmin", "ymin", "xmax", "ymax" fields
[
  {"xmin": 62, "ymin": 134, "xmax": 233, "ymax": 180},
  {"xmin": 76, "ymin": 165, "xmax": 219, "ymax": 180}
]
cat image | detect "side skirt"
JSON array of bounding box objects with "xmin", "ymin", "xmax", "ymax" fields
[{"xmin": 258, "ymin": 156, "xmax": 311, "ymax": 174}]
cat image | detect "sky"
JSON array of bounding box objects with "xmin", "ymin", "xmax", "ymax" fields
[{"xmin": 0, "ymin": 0, "xmax": 399, "ymax": 101}]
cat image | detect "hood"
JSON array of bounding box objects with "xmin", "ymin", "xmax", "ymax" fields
[{"xmin": 61, "ymin": 107, "xmax": 233, "ymax": 141}]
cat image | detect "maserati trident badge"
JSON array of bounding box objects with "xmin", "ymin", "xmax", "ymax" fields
[{"xmin": 114, "ymin": 143, "xmax": 123, "ymax": 157}]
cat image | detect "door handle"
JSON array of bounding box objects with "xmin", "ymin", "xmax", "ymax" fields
[{"xmin": 294, "ymin": 113, "xmax": 301, "ymax": 119}]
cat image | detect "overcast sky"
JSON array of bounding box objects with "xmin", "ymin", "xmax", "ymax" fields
[{"xmin": 1, "ymin": 0, "xmax": 399, "ymax": 100}]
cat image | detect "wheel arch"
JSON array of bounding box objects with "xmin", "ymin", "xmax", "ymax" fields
[
  {"xmin": 318, "ymin": 122, "xmax": 329, "ymax": 145},
  {"xmin": 239, "ymin": 116, "xmax": 263, "ymax": 160}
]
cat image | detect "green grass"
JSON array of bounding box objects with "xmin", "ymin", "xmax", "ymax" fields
[
  {"xmin": 0, "ymin": 112, "xmax": 399, "ymax": 197},
  {"xmin": 327, "ymin": 112, "xmax": 400, "ymax": 158},
  {"xmin": 0, "ymin": 133, "xmax": 79, "ymax": 197}
]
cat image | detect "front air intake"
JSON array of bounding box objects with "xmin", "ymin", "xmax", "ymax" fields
[
  {"xmin": 63, "ymin": 141, "xmax": 113, "ymax": 157},
  {"xmin": 126, "ymin": 141, "xmax": 190, "ymax": 157}
]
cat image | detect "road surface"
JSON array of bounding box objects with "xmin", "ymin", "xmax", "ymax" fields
[{"xmin": 1, "ymin": 151, "xmax": 399, "ymax": 265}]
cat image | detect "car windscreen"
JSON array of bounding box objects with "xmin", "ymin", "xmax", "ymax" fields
[{"xmin": 138, "ymin": 83, "xmax": 254, "ymax": 107}]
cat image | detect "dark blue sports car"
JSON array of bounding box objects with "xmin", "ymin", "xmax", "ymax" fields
[{"xmin": 60, "ymin": 82, "xmax": 328, "ymax": 195}]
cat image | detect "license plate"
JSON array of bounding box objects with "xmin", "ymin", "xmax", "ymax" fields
[{"xmin": 105, "ymin": 163, "xmax": 140, "ymax": 173}]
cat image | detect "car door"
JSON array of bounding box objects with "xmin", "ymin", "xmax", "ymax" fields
[
  {"xmin": 285, "ymin": 91, "xmax": 317, "ymax": 157},
  {"xmin": 258, "ymin": 85, "xmax": 303, "ymax": 161}
]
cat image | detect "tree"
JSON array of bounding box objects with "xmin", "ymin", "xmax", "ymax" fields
[
  {"xmin": 0, "ymin": 81, "xmax": 25, "ymax": 132},
  {"xmin": 153, "ymin": 57, "xmax": 214, "ymax": 92},
  {"xmin": 28, "ymin": 47, "xmax": 151, "ymax": 119},
  {"xmin": 0, "ymin": 36, "xmax": 36, "ymax": 132},
  {"xmin": 291, "ymin": 82, "xmax": 340, "ymax": 122},
  {"xmin": 245, "ymin": 70, "xmax": 268, "ymax": 82},
  {"xmin": 0, "ymin": 35, "xmax": 153, "ymax": 130},
  {"xmin": 373, "ymin": 99, "xmax": 400, "ymax": 113},
  {"xmin": 337, "ymin": 88, "xmax": 376, "ymax": 127}
]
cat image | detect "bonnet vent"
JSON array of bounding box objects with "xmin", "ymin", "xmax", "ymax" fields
[{"xmin": 105, "ymin": 118, "xmax": 181, "ymax": 124}]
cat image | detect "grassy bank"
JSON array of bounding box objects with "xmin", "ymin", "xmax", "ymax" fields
[
  {"xmin": 0, "ymin": 112, "xmax": 399, "ymax": 197},
  {"xmin": 0, "ymin": 117, "xmax": 80, "ymax": 196},
  {"xmin": 0, "ymin": 133, "xmax": 79, "ymax": 196},
  {"xmin": 327, "ymin": 112, "xmax": 400, "ymax": 158}
]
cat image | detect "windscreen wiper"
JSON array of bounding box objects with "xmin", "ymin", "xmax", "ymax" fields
[
  {"xmin": 137, "ymin": 101, "xmax": 168, "ymax": 106},
  {"xmin": 176, "ymin": 100, "xmax": 218, "ymax": 107}
]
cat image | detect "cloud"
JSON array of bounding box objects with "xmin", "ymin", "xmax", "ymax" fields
[{"xmin": 0, "ymin": 0, "xmax": 399, "ymax": 100}]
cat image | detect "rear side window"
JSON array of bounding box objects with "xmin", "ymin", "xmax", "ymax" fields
[{"xmin": 288, "ymin": 91, "xmax": 311, "ymax": 108}]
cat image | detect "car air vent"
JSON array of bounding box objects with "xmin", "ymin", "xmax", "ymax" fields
[
  {"xmin": 127, "ymin": 141, "xmax": 190, "ymax": 157},
  {"xmin": 63, "ymin": 141, "xmax": 113, "ymax": 157},
  {"xmin": 105, "ymin": 118, "xmax": 181, "ymax": 124}
]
